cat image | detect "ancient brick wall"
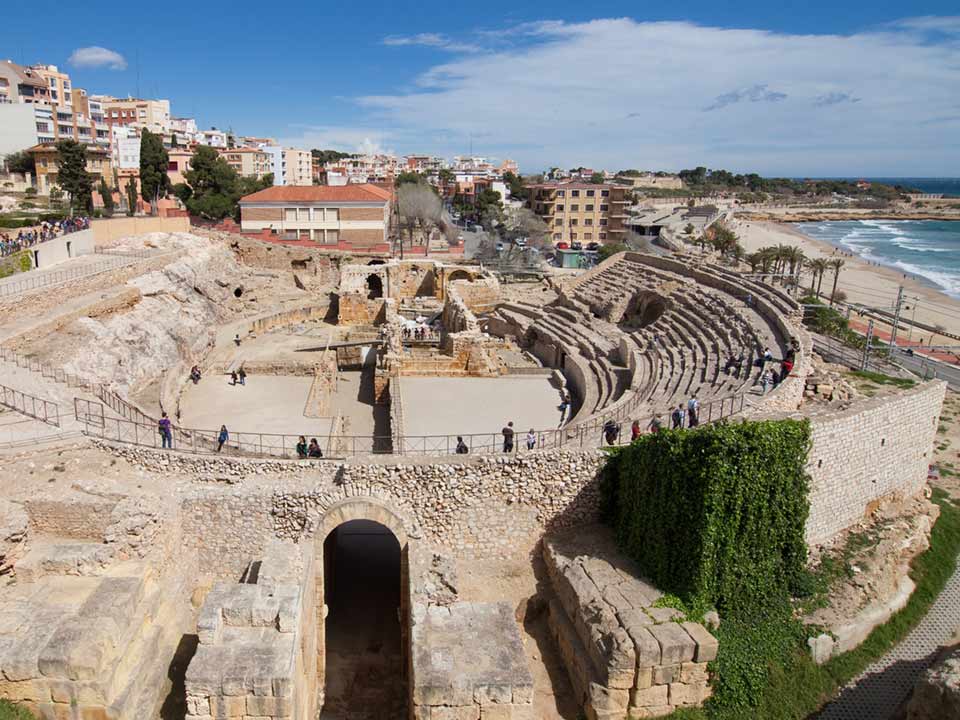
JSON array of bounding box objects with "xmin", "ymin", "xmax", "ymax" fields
[{"xmin": 804, "ymin": 379, "xmax": 946, "ymax": 546}]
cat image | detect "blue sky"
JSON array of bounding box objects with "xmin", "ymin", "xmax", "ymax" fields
[{"xmin": 4, "ymin": 1, "xmax": 959, "ymax": 175}]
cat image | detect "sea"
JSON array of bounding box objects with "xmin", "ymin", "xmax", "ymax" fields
[
  {"xmin": 815, "ymin": 177, "xmax": 960, "ymax": 197},
  {"xmin": 796, "ymin": 219, "xmax": 960, "ymax": 299}
]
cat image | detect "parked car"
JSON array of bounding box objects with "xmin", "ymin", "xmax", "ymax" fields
[
  {"xmin": 514, "ymin": 237, "xmax": 527, "ymax": 248},
  {"xmin": 571, "ymin": 241, "xmax": 583, "ymax": 251},
  {"xmin": 586, "ymin": 242, "xmax": 601, "ymax": 251},
  {"xmin": 556, "ymin": 242, "xmax": 570, "ymax": 250},
  {"xmin": 495, "ymin": 242, "xmax": 505, "ymax": 252}
]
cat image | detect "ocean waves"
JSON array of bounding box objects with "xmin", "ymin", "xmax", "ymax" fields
[{"xmin": 796, "ymin": 220, "xmax": 960, "ymax": 298}]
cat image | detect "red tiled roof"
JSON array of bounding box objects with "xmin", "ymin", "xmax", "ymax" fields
[{"xmin": 239, "ymin": 183, "xmax": 392, "ymax": 204}]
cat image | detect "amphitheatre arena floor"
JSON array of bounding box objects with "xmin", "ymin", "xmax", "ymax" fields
[
  {"xmin": 178, "ymin": 374, "xmax": 334, "ymax": 440},
  {"xmin": 398, "ymin": 375, "xmax": 564, "ymax": 441}
]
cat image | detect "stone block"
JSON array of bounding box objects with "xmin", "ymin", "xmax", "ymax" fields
[
  {"xmin": 652, "ymin": 664, "xmax": 679, "ymax": 685},
  {"xmin": 618, "ymin": 612, "xmax": 661, "ymax": 668},
  {"xmin": 679, "ymin": 662, "xmax": 709, "ymax": 684},
  {"xmin": 631, "ymin": 683, "xmax": 669, "ymax": 707},
  {"xmin": 808, "ymin": 633, "xmax": 835, "ymax": 665},
  {"xmin": 210, "ymin": 695, "xmax": 246, "ymax": 717},
  {"xmin": 79, "ymin": 707, "xmax": 110, "ymax": 720},
  {"xmin": 681, "ymin": 622, "xmax": 718, "ymax": 663},
  {"xmin": 49, "ymin": 679, "xmax": 75, "ymax": 704},
  {"xmin": 246, "ymin": 695, "xmax": 292, "ymax": 716},
  {"xmin": 588, "ymin": 682, "xmax": 629, "ymax": 712},
  {"xmin": 511, "ymin": 682, "xmax": 533, "ymax": 705},
  {"xmin": 430, "ymin": 707, "xmax": 480, "ymax": 720},
  {"xmin": 186, "ymin": 695, "xmax": 210, "ymax": 715},
  {"xmin": 628, "ymin": 704, "xmax": 674, "ymax": 718},
  {"xmin": 475, "ymin": 684, "xmax": 512, "ymax": 704},
  {"xmin": 479, "ymin": 705, "xmax": 511, "ymax": 720},
  {"xmin": 646, "ymin": 607, "xmax": 683, "ymax": 623},
  {"xmin": 634, "ymin": 666, "xmax": 653, "ymax": 690},
  {"xmin": 38, "ymin": 617, "xmax": 119, "ymax": 680},
  {"xmin": 647, "ymin": 624, "xmax": 695, "ymax": 666}
]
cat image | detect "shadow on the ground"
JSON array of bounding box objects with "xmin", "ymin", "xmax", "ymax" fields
[{"xmin": 159, "ymin": 633, "xmax": 199, "ymax": 720}]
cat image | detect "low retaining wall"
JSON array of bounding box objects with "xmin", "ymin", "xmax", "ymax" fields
[{"xmin": 91, "ymin": 216, "xmax": 191, "ymax": 245}]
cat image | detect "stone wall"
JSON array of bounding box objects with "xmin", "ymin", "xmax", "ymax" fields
[
  {"xmin": 91, "ymin": 215, "xmax": 191, "ymax": 246},
  {"xmin": 447, "ymin": 276, "xmax": 500, "ymax": 312},
  {"xmin": 803, "ymin": 379, "xmax": 947, "ymax": 546},
  {"xmin": 544, "ymin": 529, "xmax": 716, "ymax": 719},
  {"xmin": 186, "ymin": 539, "xmax": 318, "ymax": 720},
  {"xmin": 107, "ymin": 380, "xmax": 946, "ymax": 576}
]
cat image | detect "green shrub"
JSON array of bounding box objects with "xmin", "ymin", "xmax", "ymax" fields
[
  {"xmin": 604, "ymin": 420, "xmax": 812, "ymax": 617},
  {"xmin": 0, "ymin": 699, "xmax": 36, "ymax": 719}
]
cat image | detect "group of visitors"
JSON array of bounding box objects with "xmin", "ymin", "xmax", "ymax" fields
[
  {"xmin": 230, "ymin": 368, "xmax": 247, "ymax": 386},
  {"xmin": 757, "ymin": 342, "xmax": 798, "ymax": 394},
  {"xmin": 0, "ymin": 217, "xmax": 90, "ymax": 258},
  {"xmin": 296, "ymin": 435, "xmax": 324, "ymax": 458},
  {"xmin": 189, "ymin": 365, "xmax": 202, "ymax": 384},
  {"xmin": 402, "ymin": 325, "xmax": 437, "ymax": 341}
]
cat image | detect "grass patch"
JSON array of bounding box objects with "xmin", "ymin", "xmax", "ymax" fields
[
  {"xmin": 0, "ymin": 700, "xmax": 36, "ymax": 719},
  {"xmin": 664, "ymin": 487, "xmax": 960, "ymax": 719},
  {"xmin": 848, "ymin": 370, "xmax": 916, "ymax": 389}
]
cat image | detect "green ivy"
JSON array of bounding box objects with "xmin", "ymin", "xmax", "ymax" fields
[{"xmin": 603, "ymin": 419, "xmax": 813, "ymax": 712}]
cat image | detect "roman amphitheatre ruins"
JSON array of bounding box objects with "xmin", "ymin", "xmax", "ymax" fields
[{"xmin": 0, "ymin": 217, "xmax": 951, "ymax": 720}]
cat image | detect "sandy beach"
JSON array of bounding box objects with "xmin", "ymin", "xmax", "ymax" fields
[{"xmin": 731, "ymin": 219, "xmax": 960, "ymax": 354}]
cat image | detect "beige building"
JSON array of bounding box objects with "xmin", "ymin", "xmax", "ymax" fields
[
  {"xmin": 220, "ymin": 147, "xmax": 272, "ymax": 179},
  {"xmin": 238, "ymin": 184, "xmax": 392, "ymax": 245},
  {"xmin": 614, "ymin": 173, "xmax": 684, "ymax": 191},
  {"xmin": 284, "ymin": 148, "xmax": 312, "ymax": 186},
  {"xmin": 0, "ymin": 60, "xmax": 49, "ymax": 104},
  {"xmin": 527, "ymin": 182, "xmax": 629, "ymax": 245},
  {"xmin": 93, "ymin": 95, "xmax": 171, "ymax": 133},
  {"xmin": 31, "ymin": 65, "xmax": 73, "ymax": 107},
  {"xmin": 28, "ymin": 143, "xmax": 113, "ymax": 195}
]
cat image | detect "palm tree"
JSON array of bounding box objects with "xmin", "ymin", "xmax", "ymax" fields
[
  {"xmin": 805, "ymin": 258, "xmax": 829, "ymax": 296},
  {"xmin": 746, "ymin": 252, "xmax": 762, "ymax": 273},
  {"xmin": 828, "ymin": 258, "xmax": 845, "ymax": 305}
]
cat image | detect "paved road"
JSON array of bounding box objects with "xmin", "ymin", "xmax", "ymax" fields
[{"xmin": 891, "ymin": 349, "xmax": 960, "ymax": 391}]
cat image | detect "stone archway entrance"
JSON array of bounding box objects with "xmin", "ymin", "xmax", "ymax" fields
[
  {"xmin": 315, "ymin": 500, "xmax": 409, "ymax": 719},
  {"xmin": 366, "ymin": 274, "xmax": 384, "ymax": 300}
]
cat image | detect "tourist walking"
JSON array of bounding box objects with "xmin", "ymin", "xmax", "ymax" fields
[
  {"xmin": 671, "ymin": 404, "xmax": 686, "ymax": 429},
  {"xmin": 307, "ymin": 438, "xmax": 323, "ymax": 458},
  {"xmin": 234, "ymin": 334, "xmax": 241, "ymax": 347},
  {"xmin": 502, "ymin": 421, "xmax": 515, "ymax": 453},
  {"xmin": 526, "ymin": 429, "xmax": 536, "ymax": 451},
  {"xmin": 238, "ymin": 367, "xmax": 246, "ymax": 386},
  {"xmin": 687, "ymin": 395, "xmax": 700, "ymax": 428},
  {"xmin": 603, "ymin": 419, "xmax": 619, "ymax": 446},
  {"xmin": 158, "ymin": 412, "xmax": 173, "ymax": 449},
  {"xmin": 647, "ymin": 415, "xmax": 663, "ymax": 433},
  {"xmin": 631, "ymin": 419, "xmax": 641, "ymax": 441},
  {"xmin": 455, "ymin": 436, "xmax": 469, "ymax": 454},
  {"xmin": 217, "ymin": 425, "xmax": 229, "ymax": 452},
  {"xmin": 190, "ymin": 365, "xmax": 202, "ymax": 384},
  {"xmin": 760, "ymin": 369, "xmax": 773, "ymax": 393},
  {"xmin": 230, "ymin": 370, "xmax": 238, "ymax": 385},
  {"xmin": 558, "ymin": 395, "xmax": 569, "ymax": 425},
  {"xmin": 296, "ymin": 435, "xmax": 308, "ymax": 459}
]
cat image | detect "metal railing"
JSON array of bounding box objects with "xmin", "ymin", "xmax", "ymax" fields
[
  {"xmin": 75, "ymin": 391, "xmax": 748, "ymax": 459},
  {"xmin": 0, "ymin": 383, "xmax": 60, "ymax": 426},
  {"xmin": 0, "ymin": 249, "xmax": 163, "ymax": 299}
]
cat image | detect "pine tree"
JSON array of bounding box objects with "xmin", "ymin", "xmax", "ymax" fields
[
  {"xmin": 125, "ymin": 177, "xmax": 138, "ymax": 216},
  {"xmin": 55, "ymin": 140, "xmax": 93, "ymax": 215},
  {"xmin": 98, "ymin": 178, "xmax": 115, "ymax": 217}
]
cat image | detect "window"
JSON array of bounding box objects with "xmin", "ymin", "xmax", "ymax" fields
[
  {"xmin": 36, "ymin": 122, "xmax": 50, "ymax": 132},
  {"xmin": 554, "ymin": 218, "xmax": 562, "ymax": 226},
  {"xmin": 570, "ymin": 232, "xmax": 578, "ymax": 240},
  {"xmin": 111, "ymin": 111, "xmax": 118, "ymax": 117},
  {"xmin": 600, "ymin": 219, "xmax": 608, "ymax": 226},
  {"xmin": 570, "ymin": 204, "xmax": 579, "ymax": 211},
  {"xmin": 298, "ymin": 208, "xmax": 309, "ymax": 221},
  {"xmin": 585, "ymin": 218, "xmax": 593, "ymax": 226},
  {"xmin": 586, "ymin": 190, "xmax": 595, "ymax": 197},
  {"xmin": 51, "ymin": 90, "xmax": 58, "ymax": 100},
  {"xmin": 557, "ymin": 190, "xmax": 565, "ymax": 197},
  {"xmin": 326, "ymin": 229, "xmax": 339, "ymax": 244},
  {"xmin": 585, "ymin": 232, "xmax": 593, "ymax": 240},
  {"xmin": 285, "ymin": 208, "xmax": 297, "ymax": 222},
  {"xmin": 571, "ymin": 190, "xmax": 580, "ymax": 197},
  {"xmin": 570, "ymin": 218, "xmax": 578, "ymax": 226},
  {"xmin": 168, "ymin": 161, "xmax": 178, "ymax": 171},
  {"xmin": 601, "ymin": 190, "xmax": 610, "ymax": 197},
  {"xmin": 49, "ymin": 79, "xmax": 56, "ymax": 87},
  {"xmin": 599, "ymin": 233, "xmax": 607, "ymax": 240},
  {"xmin": 325, "ymin": 208, "xmax": 339, "ymax": 221},
  {"xmin": 585, "ymin": 204, "xmax": 594, "ymax": 211},
  {"xmin": 600, "ymin": 204, "xmax": 609, "ymax": 211},
  {"xmin": 553, "ymin": 233, "xmax": 562, "ymax": 240},
  {"xmin": 556, "ymin": 204, "xmax": 564, "ymax": 212}
]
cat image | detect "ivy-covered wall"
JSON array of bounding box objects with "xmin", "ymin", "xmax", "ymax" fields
[{"xmin": 603, "ymin": 419, "xmax": 812, "ymax": 613}]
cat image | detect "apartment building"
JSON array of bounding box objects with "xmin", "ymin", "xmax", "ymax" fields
[
  {"xmin": 238, "ymin": 184, "xmax": 392, "ymax": 246},
  {"xmin": 527, "ymin": 182, "xmax": 629, "ymax": 245},
  {"xmin": 28, "ymin": 143, "xmax": 113, "ymax": 195},
  {"xmin": 94, "ymin": 95, "xmax": 171, "ymax": 133},
  {"xmin": 404, "ymin": 155, "xmax": 445, "ymax": 173},
  {"xmin": 219, "ymin": 147, "xmax": 272, "ymax": 179},
  {"xmin": 284, "ymin": 148, "xmax": 312, "ymax": 186},
  {"xmin": 32, "ymin": 65, "xmax": 72, "ymax": 107},
  {"xmin": 0, "ymin": 60, "xmax": 49, "ymax": 104},
  {"xmin": 199, "ymin": 129, "xmax": 228, "ymax": 148}
]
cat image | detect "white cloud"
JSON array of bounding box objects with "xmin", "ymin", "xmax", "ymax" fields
[
  {"xmin": 68, "ymin": 46, "xmax": 127, "ymax": 70},
  {"xmin": 355, "ymin": 17, "xmax": 960, "ymax": 175},
  {"xmin": 383, "ymin": 33, "xmax": 480, "ymax": 53}
]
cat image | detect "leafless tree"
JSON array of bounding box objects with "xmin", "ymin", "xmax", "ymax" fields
[
  {"xmin": 625, "ymin": 230, "xmax": 652, "ymax": 252},
  {"xmin": 396, "ymin": 183, "xmax": 442, "ymax": 257}
]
